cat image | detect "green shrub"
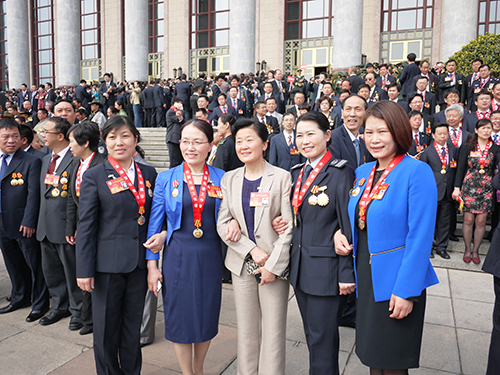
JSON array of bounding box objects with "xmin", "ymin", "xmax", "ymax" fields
[{"xmin": 449, "ymin": 33, "xmax": 500, "ymax": 77}]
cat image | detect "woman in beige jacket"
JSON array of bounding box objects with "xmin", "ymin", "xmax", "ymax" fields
[
  {"xmin": 126, "ymin": 81, "xmax": 142, "ymax": 128},
  {"xmin": 217, "ymin": 118, "xmax": 293, "ymax": 375}
]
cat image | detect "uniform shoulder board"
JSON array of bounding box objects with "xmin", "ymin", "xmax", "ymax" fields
[
  {"xmin": 98, "ymin": 145, "xmax": 106, "ymax": 154},
  {"xmin": 291, "ymin": 162, "xmax": 305, "ymax": 170},
  {"xmin": 330, "ymin": 159, "xmax": 348, "ymax": 168}
]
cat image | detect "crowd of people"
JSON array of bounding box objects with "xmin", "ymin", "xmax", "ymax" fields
[{"xmin": 0, "ymin": 51, "xmax": 499, "ymax": 375}]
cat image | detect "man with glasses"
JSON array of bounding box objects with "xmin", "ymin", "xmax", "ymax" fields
[{"xmin": 365, "ymin": 72, "xmax": 388, "ymax": 105}]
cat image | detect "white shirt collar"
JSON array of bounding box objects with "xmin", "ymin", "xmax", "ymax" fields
[
  {"xmin": 283, "ymin": 130, "xmax": 294, "ymax": 141},
  {"xmin": 343, "ymin": 125, "xmax": 358, "ymax": 142}
]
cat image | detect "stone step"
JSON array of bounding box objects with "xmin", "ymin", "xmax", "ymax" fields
[
  {"xmin": 144, "ymin": 150, "xmax": 169, "ymax": 157},
  {"xmin": 141, "ymin": 145, "xmax": 169, "ymax": 151}
]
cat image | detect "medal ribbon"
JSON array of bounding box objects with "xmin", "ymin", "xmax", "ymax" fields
[
  {"xmin": 449, "ymin": 127, "xmax": 461, "ymax": 148},
  {"xmin": 480, "ymin": 78, "xmax": 490, "ymax": 90},
  {"xmin": 358, "ymin": 155, "xmax": 404, "ymax": 228},
  {"xmin": 76, "ymin": 152, "xmax": 96, "ymax": 196},
  {"xmin": 220, "ymin": 105, "xmax": 228, "ymax": 114},
  {"xmin": 477, "ymin": 140, "xmax": 492, "ymax": 170},
  {"xmin": 492, "ymin": 99, "xmax": 500, "ymax": 111},
  {"xmin": 184, "ymin": 162, "xmax": 209, "ymax": 229},
  {"xmin": 434, "ymin": 143, "xmax": 448, "ymax": 171},
  {"xmin": 108, "ymin": 156, "xmax": 146, "ymax": 215},
  {"xmin": 292, "ymin": 150, "xmax": 331, "ymax": 216},
  {"xmin": 476, "ymin": 109, "xmax": 491, "ymax": 120}
]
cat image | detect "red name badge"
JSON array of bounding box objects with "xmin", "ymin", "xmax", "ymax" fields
[
  {"xmin": 106, "ymin": 177, "xmax": 130, "ymax": 194},
  {"xmin": 250, "ymin": 192, "xmax": 270, "ymax": 207},
  {"xmin": 450, "ymin": 160, "xmax": 457, "ymax": 168},
  {"xmin": 238, "ymin": 109, "xmax": 243, "ymax": 114},
  {"xmin": 290, "ymin": 147, "xmax": 300, "ymax": 155},
  {"xmin": 424, "ymin": 102, "xmax": 430, "ymax": 108},
  {"xmin": 207, "ymin": 185, "xmax": 223, "ymax": 199},
  {"xmin": 417, "ymin": 145, "xmax": 424, "ymax": 153},
  {"xmin": 44, "ymin": 174, "xmax": 60, "ymax": 186},
  {"xmin": 373, "ymin": 184, "xmax": 389, "ymax": 200},
  {"xmin": 470, "ymin": 152, "xmax": 480, "ymax": 157}
]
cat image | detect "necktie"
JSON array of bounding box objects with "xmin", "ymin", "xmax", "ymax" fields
[
  {"xmin": 414, "ymin": 134, "xmax": 419, "ymax": 145},
  {"xmin": 441, "ymin": 147, "xmax": 446, "ymax": 159},
  {"xmin": 353, "ymin": 138, "xmax": 361, "ymax": 167},
  {"xmin": 494, "ymin": 134, "xmax": 499, "ymax": 144},
  {"xmin": 278, "ymin": 81, "xmax": 284, "ymax": 101},
  {"xmin": 0, "ymin": 155, "xmax": 8, "ymax": 212},
  {"xmin": 287, "ymin": 135, "xmax": 292, "ymax": 146},
  {"xmin": 48, "ymin": 154, "xmax": 60, "ymax": 175},
  {"xmin": 302, "ymin": 164, "xmax": 313, "ymax": 187},
  {"xmin": 233, "ymin": 99, "xmax": 236, "ymax": 107}
]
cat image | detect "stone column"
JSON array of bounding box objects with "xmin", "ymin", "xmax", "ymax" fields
[
  {"xmin": 440, "ymin": 0, "xmax": 479, "ymax": 60},
  {"xmin": 55, "ymin": 0, "xmax": 80, "ymax": 86},
  {"xmin": 5, "ymin": 0, "xmax": 30, "ymax": 89},
  {"xmin": 230, "ymin": 0, "xmax": 256, "ymax": 74},
  {"xmin": 124, "ymin": 0, "xmax": 148, "ymax": 81},
  {"xmin": 332, "ymin": 0, "xmax": 363, "ymax": 69}
]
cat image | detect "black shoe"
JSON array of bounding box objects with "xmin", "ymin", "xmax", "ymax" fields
[
  {"xmin": 39, "ymin": 310, "xmax": 71, "ymax": 326},
  {"xmin": 436, "ymin": 250, "xmax": 451, "ymax": 259},
  {"xmin": 0, "ymin": 301, "xmax": 31, "ymax": 314},
  {"xmin": 449, "ymin": 235, "xmax": 459, "ymax": 242},
  {"xmin": 26, "ymin": 307, "xmax": 50, "ymax": 322},
  {"xmin": 222, "ymin": 278, "xmax": 232, "ymax": 284},
  {"xmin": 79, "ymin": 325, "xmax": 93, "ymax": 335},
  {"xmin": 430, "ymin": 251, "xmax": 435, "ymax": 258},
  {"xmin": 339, "ymin": 321, "xmax": 356, "ymax": 329},
  {"xmin": 69, "ymin": 317, "xmax": 83, "ymax": 331},
  {"xmin": 6, "ymin": 296, "xmax": 11, "ymax": 302}
]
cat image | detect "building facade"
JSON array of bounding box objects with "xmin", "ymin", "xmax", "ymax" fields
[{"xmin": 0, "ymin": 0, "xmax": 496, "ymax": 90}]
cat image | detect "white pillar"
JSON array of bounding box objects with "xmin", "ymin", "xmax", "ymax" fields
[
  {"xmin": 441, "ymin": 0, "xmax": 479, "ymax": 60},
  {"xmin": 56, "ymin": 0, "xmax": 81, "ymax": 86},
  {"xmin": 230, "ymin": 0, "xmax": 256, "ymax": 74},
  {"xmin": 332, "ymin": 0, "xmax": 363, "ymax": 68},
  {"xmin": 124, "ymin": 0, "xmax": 148, "ymax": 81},
  {"xmin": 5, "ymin": 0, "xmax": 30, "ymax": 89}
]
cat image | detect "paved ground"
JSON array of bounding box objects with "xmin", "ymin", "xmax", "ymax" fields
[{"xmin": 0, "ymin": 253, "xmax": 494, "ymax": 375}]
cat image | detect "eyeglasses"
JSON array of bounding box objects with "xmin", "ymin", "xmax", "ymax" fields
[
  {"xmin": 39, "ymin": 129, "xmax": 61, "ymax": 135},
  {"xmin": 179, "ymin": 139, "xmax": 209, "ymax": 147}
]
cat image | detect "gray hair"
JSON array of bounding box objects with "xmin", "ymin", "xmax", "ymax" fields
[{"xmin": 445, "ymin": 104, "xmax": 464, "ymax": 117}]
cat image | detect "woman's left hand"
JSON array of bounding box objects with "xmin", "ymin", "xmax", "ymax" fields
[
  {"xmin": 254, "ymin": 267, "xmax": 277, "ymax": 285},
  {"xmin": 389, "ymin": 294, "xmax": 414, "ymax": 319},
  {"xmin": 225, "ymin": 219, "xmax": 241, "ymax": 242},
  {"xmin": 143, "ymin": 231, "xmax": 167, "ymax": 253},
  {"xmin": 339, "ymin": 283, "xmax": 356, "ymax": 295}
]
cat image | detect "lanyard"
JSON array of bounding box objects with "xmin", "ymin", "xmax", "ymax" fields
[
  {"xmin": 75, "ymin": 152, "xmax": 96, "ymax": 197},
  {"xmin": 108, "ymin": 156, "xmax": 146, "ymax": 216},
  {"xmin": 477, "ymin": 140, "xmax": 492, "ymax": 172},
  {"xmin": 434, "ymin": 143, "xmax": 448, "ymax": 172},
  {"xmin": 220, "ymin": 105, "xmax": 228, "ymax": 114},
  {"xmin": 476, "ymin": 109, "xmax": 491, "ymax": 120},
  {"xmin": 449, "ymin": 127, "xmax": 461, "ymax": 148},
  {"xmin": 184, "ymin": 163, "xmax": 209, "ymax": 234}
]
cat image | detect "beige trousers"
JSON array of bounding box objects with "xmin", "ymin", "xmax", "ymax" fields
[{"xmin": 232, "ymin": 270, "xmax": 289, "ymax": 375}]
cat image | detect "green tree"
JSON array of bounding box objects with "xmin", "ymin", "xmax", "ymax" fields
[{"xmin": 449, "ymin": 33, "xmax": 500, "ymax": 77}]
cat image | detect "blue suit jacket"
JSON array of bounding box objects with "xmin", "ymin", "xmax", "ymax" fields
[
  {"xmin": 146, "ymin": 163, "xmax": 225, "ymax": 258},
  {"xmin": 212, "ymin": 105, "xmax": 237, "ymax": 122},
  {"xmin": 348, "ymin": 156, "xmax": 439, "ymax": 302},
  {"xmin": 269, "ymin": 132, "xmax": 305, "ymax": 171}
]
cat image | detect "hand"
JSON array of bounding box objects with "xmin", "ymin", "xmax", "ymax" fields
[
  {"xmin": 225, "ymin": 219, "xmax": 241, "ymax": 242},
  {"xmin": 254, "ymin": 267, "xmax": 276, "ymax": 285},
  {"xmin": 389, "ymin": 294, "xmax": 413, "ymax": 319},
  {"xmin": 334, "ymin": 229, "xmax": 353, "ymax": 256},
  {"xmin": 249, "ymin": 247, "xmax": 269, "ymax": 267},
  {"xmin": 143, "ymin": 231, "xmax": 167, "ymax": 253},
  {"xmin": 19, "ymin": 225, "xmax": 35, "ymax": 238},
  {"xmin": 77, "ymin": 277, "xmax": 94, "ymax": 293},
  {"xmin": 271, "ymin": 216, "xmax": 288, "ymax": 235},
  {"xmin": 66, "ymin": 234, "xmax": 76, "ymax": 245},
  {"xmin": 339, "ymin": 283, "xmax": 356, "ymax": 295},
  {"xmin": 147, "ymin": 263, "xmax": 163, "ymax": 297},
  {"xmin": 452, "ymin": 188, "xmax": 461, "ymax": 201}
]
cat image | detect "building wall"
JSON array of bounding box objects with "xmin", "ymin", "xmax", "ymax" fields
[
  {"xmin": 166, "ymin": 0, "xmax": 189, "ymax": 78},
  {"xmin": 256, "ymin": 0, "xmax": 285, "ymax": 71},
  {"xmin": 102, "ymin": 0, "xmax": 123, "ymax": 81},
  {"xmin": 362, "ymin": 0, "xmax": 380, "ymax": 63}
]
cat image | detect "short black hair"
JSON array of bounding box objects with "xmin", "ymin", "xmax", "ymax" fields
[
  {"xmin": 192, "ymin": 85, "xmax": 202, "ymax": 92},
  {"xmin": 45, "ymin": 82, "xmax": 53, "ymax": 88},
  {"xmin": 387, "ymin": 82, "xmax": 401, "ymax": 92},
  {"xmin": 195, "ymin": 108, "xmax": 208, "ymax": 115},
  {"xmin": 357, "ymin": 83, "xmax": 370, "ymax": 92},
  {"xmin": 37, "ymin": 108, "xmax": 48, "ymax": 115},
  {"xmin": 233, "ymin": 118, "xmax": 268, "ymax": 143},
  {"xmin": 103, "ymin": 73, "xmax": 111, "ymax": 78},
  {"xmin": 265, "ymin": 97, "xmax": 276, "ymax": 104},
  {"xmin": 445, "ymin": 59, "xmax": 457, "ymax": 66},
  {"xmin": 444, "ymin": 88, "xmax": 460, "ymax": 99},
  {"xmin": 49, "ymin": 99, "xmax": 75, "ymax": 114},
  {"xmin": 67, "ymin": 121, "xmax": 101, "ymax": 152},
  {"xmin": 416, "ymin": 76, "xmax": 429, "ymax": 82},
  {"xmin": 475, "ymin": 89, "xmax": 493, "ymax": 101},
  {"xmin": 480, "ymin": 64, "xmax": 491, "ymax": 71},
  {"xmin": 255, "ymin": 101, "xmax": 266, "ymax": 110},
  {"xmin": 198, "ymin": 94, "xmax": 209, "ymax": 102},
  {"xmin": 341, "ymin": 94, "xmax": 369, "ymax": 110},
  {"xmin": 80, "ymin": 79, "xmax": 87, "ymax": 84},
  {"xmin": 296, "ymin": 111, "xmax": 331, "ymax": 146},
  {"xmin": 407, "ymin": 53, "xmax": 417, "ymax": 62},
  {"xmin": 217, "ymin": 93, "xmax": 227, "ymax": 100},
  {"xmin": 432, "ymin": 122, "xmax": 449, "ymax": 133},
  {"xmin": 102, "ymin": 114, "xmax": 141, "ymax": 143},
  {"xmin": 408, "ymin": 110, "xmax": 423, "ymax": 119},
  {"xmin": 408, "ymin": 92, "xmax": 423, "ymax": 104},
  {"xmin": 107, "ymin": 106, "xmax": 119, "ymax": 115},
  {"xmin": 472, "ymin": 58, "xmax": 484, "ymax": 65},
  {"xmin": 298, "ymin": 102, "xmax": 311, "ymax": 111},
  {"xmin": 19, "ymin": 124, "xmax": 34, "ymax": 143},
  {"xmin": 172, "ymin": 96, "xmax": 183, "ymax": 104},
  {"xmin": 73, "ymin": 98, "xmax": 82, "ymax": 105},
  {"xmin": 48, "ymin": 117, "xmax": 72, "ymax": 141},
  {"xmin": 0, "ymin": 118, "xmax": 21, "ymax": 132},
  {"xmin": 180, "ymin": 119, "xmax": 214, "ymax": 143}
]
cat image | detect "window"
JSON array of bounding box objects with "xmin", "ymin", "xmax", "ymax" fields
[
  {"xmin": 149, "ymin": 0, "xmax": 164, "ymax": 53},
  {"xmin": 32, "ymin": 0, "xmax": 55, "ymax": 85},
  {"xmin": 478, "ymin": 0, "xmax": 500, "ymax": 34},
  {"xmin": 0, "ymin": 0, "xmax": 6, "ymax": 90},
  {"xmin": 285, "ymin": 0, "xmax": 333, "ymax": 40},
  {"xmin": 81, "ymin": 0, "xmax": 101, "ymax": 60},
  {"xmin": 381, "ymin": 0, "xmax": 433, "ymax": 32},
  {"xmin": 190, "ymin": 0, "xmax": 229, "ymax": 49}
]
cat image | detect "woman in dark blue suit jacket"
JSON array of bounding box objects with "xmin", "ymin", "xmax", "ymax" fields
[
  {"xmin": 336, "ymin": 101, "xmax": 439, "ymax": 374},
  {"xmin": 76, "ymin": 116, "xmax": 157, "ymax": 375}
]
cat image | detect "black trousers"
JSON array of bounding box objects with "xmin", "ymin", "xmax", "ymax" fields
[
  {"xmin": 167, "ymin": 142, "xmax": 183, "ymax": 168},
  {"xmin": 486, "ymin": 276, "xmax": 500, "ymax": 375},
  {"xmin": 449, "ymin": 201, "xmax": 458, "ymax": 236},
  {"xmin": 295, "ymin": 287, "xmax": 347, "ymax": 375},
  {"xmin": 155, "ymin": 107, "xmax": 165, "ymax": 128},
  {"xmin": 145, "ymin": 108, "xmax": 156, "ymax": 127},
  {"xmin": 93, "ymin": 266, "xmax": 147, "ymax": 375},
  {"xmin": 435, "ymin": 198, "xmax": 451, "ymax": 251},
  {"xmin": 0, "ymin": 215, "xmax": 49, "ymax": 311},
  {"xmin": 81, "ymin": 291, "xmax": 93, "ymax": 328}
]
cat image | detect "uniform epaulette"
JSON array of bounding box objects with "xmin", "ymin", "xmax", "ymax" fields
[
  {"xmin": 291, "ymin": 162, "xmax": 305, "ymax": 170},
  {"xmin": 330, "ymin": 159, "xmax": 348, "ymax": 168}
]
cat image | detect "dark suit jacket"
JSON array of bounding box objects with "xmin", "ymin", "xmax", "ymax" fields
[
  {"xmin": 463, "ymin": 112, "xmax": 481, "ymax": 133},
  {"xmin": 286, "ymin": 105, "xmax": 299, "ymax": 118},
  {"xmin": 212, "ymin": 105, "xmax": 237, "ymax": 122},
  {"xmin": 194, "ymin": 78, "xmax": 207, "ymax": 94},
  {"xmin": 190, "ymin": 93, "xmax": 200, "ymax": 117},
  {"xmin": 290, "ymin": 156, "xmax": 355, "ymax": 295},
  {"xmin": 390, "ymin": 99, "xmax": 409, "ymax": 113},
  {"xmin": 468, "ymin": 77, "xmax": 500, "ymax": 112},
  {"xmin": 269, "ymin": 131, "xmax": 305, "ymax": 171},
  {"xmin": 258, "ymin": 94, "xmax": 284, "ymax": 113},
  {"xmin": 347, "ymin": 75, "xmax": 364, "ymax": 95},
  {"xmin": 208, "ymin": 84, "xmax": 221, "ymax": 110},
  {"xmin": 36, "ymin": 149, "xmax": 75, "ymax": 244},
  {"xmin": 368, "ymin": 86, "xmax": 388, "ymax": 104},
  {"xmin": 437, "ymin": 73, "xmax": 465, "ymax": 104},
  {"xmin": 143, "ymin": 86, "xmax": 155, "ymax": 109},
  {"xmin": 272, "ymin": 80, "xmax": 289, "ymax": 112},
  {"xmin": 46, "ymin": 89, "xmax": 57, "ymax": 103},
  {"xmin": 153, "ymin": 85, "xmax": 165, "ymax": 108},
  {"xmin": 99, "ymin": 82, "xmax": 117, "ymax": 106},
  {"xmin": 447, "ymin": 127, "xmax": 472, "ymax": 149},
  {"xmin": 420, "ymin": 142, "xmax": 459, "ymax": 201},
  {"xmin": 65, "ymin": 152, "xmax": 107, "ymax": 236},
  {"xmin": 1, "ymin": 149, "xmax": 41, "ymax": 239},
  {"xmin": 329, "ymin": 125, "xmax": 374, "ymax": 170},
  {"xmin": 228, "ymin": 97, "xmax": 248, "ymax": 118},
  {"xmin": 411, "ymin": 73, "xmax": 439, "ymax": 93},
  {"xmin": 409, "ymin": 91, "xmax": 436, "ymax": 115},
  {"xmin": 399, "ymin": 63, "xmax": 421, "ymax": 96},
  {"xmin": 75, "ymin": 161, "xmax": 157, "ymax": 278},
  {"xmin": 25, "ymin": 146, "xmax": 46, "ymax": 159},
  {"xmin": 433, "ymin": 110, "xmax": 447, "ymax": 125},
  {"xmin": 375, "ymin": 75, "xmax": 397, "ymax": 90},
  {"xmin": 75, "ymin": 85, "xmax": 92, "ymax": 109},
  {"xmin": 17, "ymin": 91, "xmax": 32, "ymax": 108},
  {"xmin": 483, "ymin": 171, "xmax": 500, "ymax": 277},
  {"xmin": 408, "ymin": 132, "xmax": 432, "ymax": 156},
  {"xmin": 166, "ymin": 108, "xmax": 184, "ymax": 144},
  {"xmin": 212, "ymin": 135, "xmax": 243, "ymax": 172},
  {"xmin": 463, "ymin": 73, "xmax": 480, "ymax": 111}
]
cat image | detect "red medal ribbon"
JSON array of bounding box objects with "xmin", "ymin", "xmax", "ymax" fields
[
  {"xmin": 184, "ymin": 163, "xmax": 209, "ymax": 228},
  {"xmin": 358, "ymin": 155, "xmax": 405, "ymax": 229},
  {"xmin": 492, "ymin": 99, "xmax": 500, "ymax": 111},
  {"xmin": 477, "ymin": 140, "xmax": 492, "ymax": 170},
  {"xmin": 220, "ymin": 105, "xmax": 228, "ymax": 114},
  {"xmin": 292, "ymin": 151, "xmax": 332, "ymax": 217},
  {"xmin": 449, "ymin": 126, "xmax": 462, "ymax": 148},
  {"xmin": 76, "ymin": 152, "xmax": 96, "ymax": 197},
  {"xmin": 108, "ymin": 156, "xmax": 146, "ymax": 215},
  {"xmin": 480, "ymin": 77, "xmax": 490, "ymax": 90},
  {"xmin": 434, "ymin": 143, "xmax": 448, "ymax": 171},
  {"xmin": 170, "ymin": 106, "xmax": 178, "ymax": 112},
  {"xmin": 476, "ymin": 109, "xmax": 491, "ymax": 120}
]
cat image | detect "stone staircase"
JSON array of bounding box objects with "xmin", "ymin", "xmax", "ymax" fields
[{"xmin": 139, "ymin": 128, "xmax": 170, "ymax": 173}]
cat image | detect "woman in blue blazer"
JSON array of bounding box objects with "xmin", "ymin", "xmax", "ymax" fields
[
  {"xmin": 336, "ymin": 101, "xmax": 439, "ymax": 373},
  {"xmin": 145, "ymin": 119, "xmax": 238, "ymax": 375}
]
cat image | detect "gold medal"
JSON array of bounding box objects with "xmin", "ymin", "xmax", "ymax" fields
[
  {"xmin": 137, "ymin": 215, "xmax": 146, "ymax": 225},
  {"xmin": 172, "ymin": 188, "xmax": 179, "ymax": 197},
  {"xmin": 52, "ymin": 188, "xmax": 60, "ymax": 197},
  {"xmin": 76, "ymin": 191, "xmax": 80, "ymax": 197},
  {"xmin": 359, "ymin": 218, "xmax": 366, "ymax": 230},
  {"xmin": 193, "ymin": 227, "xmax": 203, "ymax": 238},
  {"xmin": 351, "ymin": 187, "xmax": 360, "ymax": 197},
  {"xmin": 148, "ymin": 188, "xmax": 153, "ymax": 197},
  {"xmin": 308, "ymin": 195, "xmax": 318, "ymax": 206},
  {"xmin": 317, "ymin": 186, "xmax": 329, "ymax": 206},
  {"xmin": 479, "ymin": 168, "xmax": 485, "ymax": 174},
  {"xmin": 17, "ymin": 179, "xmax": 24, "ymax": 185},
  {"xmin": 11, "ymin": 179, "xmax": 18, "ymax": 186},
  {"xmin": 441, "ymin": 169, "xmax": 447, "ymax": 175},
  {"xmin": 294, "ymin": 215, "xmax": 298, "ymax": 227},
  {"xmin": 60, "ymin": 177, "xmax": 68, "ymax": 184},
  {"xmin": 61, "ymin": 191, "xmax": 68, "ymax": 197}
]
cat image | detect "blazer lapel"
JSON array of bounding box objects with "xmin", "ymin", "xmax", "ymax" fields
[
  {"xmin": 342, "ymin": 127, "xmax": 357, "ymax": 162},
  {"xmin": 254, "ymin": 162, "xmax": 274, "ymax": 231},
  {"xmin": 232, "ymin": 168, "xmax": 248, "ymax": 237},
  {"xmin": 3, "ymin": 150, "xmax": 23, "ymax": 181}
]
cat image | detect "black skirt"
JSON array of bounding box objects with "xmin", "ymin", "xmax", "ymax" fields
[{"xmin": 355, "ymin": 203, "xmax": 426, "ymax": 370}]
